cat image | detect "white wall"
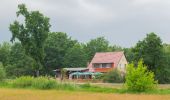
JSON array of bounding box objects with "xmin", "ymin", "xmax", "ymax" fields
[{"xmin": 117, "ymin": 54, "xmax": 128, "ymax": 72}]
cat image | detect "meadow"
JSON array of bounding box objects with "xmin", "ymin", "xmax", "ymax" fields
[
  {"xmin": 0, "ymin": 76, "xmax": 170, "ymax": 94},
  {"xmin": 0, "ymin": 88, "xmax": 170, "ymax": 100},
  {"xmin": 0, "ymin": 77, "xmax": 170, "ymax": 100}
]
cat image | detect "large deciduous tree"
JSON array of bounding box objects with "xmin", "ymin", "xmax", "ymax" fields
[
  {"xmin": 132, "ymin": 33, "xmax": 163, "ymax": 72},
  {"xmin": 44, "ymin": 32, "xmax": 77, "ymax": 73},
  {"xmin": 9, "ymin": 4, "xmax": 51, "ymax": 76}
]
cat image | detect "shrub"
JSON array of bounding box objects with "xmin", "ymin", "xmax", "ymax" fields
[
  {"xmin": 103, "ymin": 69, "xmax": 123, "ymax": 83},
  {"xmin": 0, "ymin": 63, "xmax": 6, "ymax": 81},
  {"xmin": 125, "ymin": 60, "xmax": 157, "ymax": 92},
  {"xmin": 12, "ymin": 76, "xmax": 34, "ymax": 88},
  {"xmin": 32, "ymin": 77, "xmax": 57, "ymax": 89}
]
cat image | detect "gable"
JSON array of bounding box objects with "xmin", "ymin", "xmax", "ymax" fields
[
  {"xmin": 117, "ymin": 54, "xmax": 128, "ymax": 72},
  {"xmin": 88, "ymin": 51, "xmax": 125, "ymax": 70}
]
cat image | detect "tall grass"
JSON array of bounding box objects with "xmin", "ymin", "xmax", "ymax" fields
[
  {"xmin": 32, "ymin": 77, "xmax": 57, "ymax": 89},
  {"xmin": 12, "ymin": 76, "xmax": 34, "ymax": 88},
  {"xmin": 1, "ymin": 76, "xmax": 170, "ymax": 94},
  {"xmin": 10, "ymin": 76, "xmax": 77, "ymax": 90}
]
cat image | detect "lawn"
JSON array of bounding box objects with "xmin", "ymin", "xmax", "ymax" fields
[{"xmin": 0, "ymin": 88, "xmax": 170, "ymax": 100}]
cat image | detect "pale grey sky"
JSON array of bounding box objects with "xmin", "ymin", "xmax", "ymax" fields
[{"xmin": 0, "ymin": 0, "xmax": 170, "ymax": 47}]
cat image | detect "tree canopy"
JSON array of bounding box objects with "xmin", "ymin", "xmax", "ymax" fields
[
  {"xmin": 9, "ymin": 4, "xmax": 51, "ymax": 76},
  {"xmin": 132, "ymin": 33, "xmax": 163, "ymax": 72}
]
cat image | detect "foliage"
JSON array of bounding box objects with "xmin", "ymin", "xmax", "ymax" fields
[
  {"xmin": 84, "ymin": 37, "xmax": 111, "ymax": 61},
  {"xmin": 0, "ymin": 63, "xmax": 6, "ymax": 81},
  {"xmin": 6, "ymin": 43, "xmax": 34, "ymax": 77},
  {"xmin": 103, "ymin": 69, "xmax": 123, "ymax": 83},
  {"xmin": 0, "ymin": 42, "xmax": 11, "ymax": 66},
  {"xmin": 132, "ymin": 33, "xmax": 163, "ymax": 72},
  {"xmin": 9, "ymin": 4, "xmax": 51, "ymax": 76},
  {"xmin": 64, "ymin": 43, "xmax": 88, "ymax": 67},
  {"xmin": 125, "ymin": 60, "xmax": 157, "ymax": 92},
  {"xmin": 155, "ymin": 44, "xmax": 170, "ymax": 83},
  {"xmin": 44, "ymin": 32, "xmax": 77, "ymax": 73},
  {"xmin": 124, "ymin": 48, "xmax": 134, "ymax": 63}
]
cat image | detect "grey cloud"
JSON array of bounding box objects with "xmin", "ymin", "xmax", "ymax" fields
[{"xmin": 0, "ymin": 0, "xmax": 170, "ymax": 47}]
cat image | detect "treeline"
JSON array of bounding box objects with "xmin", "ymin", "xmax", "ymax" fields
[
  {"xmin": 0, "ymin": 33, "xmax": 120, "ymax": 77},
  {"xmin": 0, "ymin": 32, "xmax": 170, "ymax": 83}
]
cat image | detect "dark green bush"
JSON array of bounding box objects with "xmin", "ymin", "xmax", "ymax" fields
[
  {"xmin": 125, "ymin": 60, "xmax": 157, "ymax": 92},
  {"xmin": 103, "ymin": 69, "xmax": 123, "ymax": 83}
]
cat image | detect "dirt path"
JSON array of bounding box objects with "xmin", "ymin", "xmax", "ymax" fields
[{"xmin": 0, "ymin": 88, "xmax": 170, "ymax": 100}]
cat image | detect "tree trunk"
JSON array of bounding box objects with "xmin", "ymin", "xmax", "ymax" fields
[{"xmin": 36, "ymin": 70, "xmax": 40, "ymax": 77}]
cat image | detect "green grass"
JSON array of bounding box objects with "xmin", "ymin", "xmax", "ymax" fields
[{"xmin": 0, "ymin": 77, "xmax": 170, "ymax": 94}]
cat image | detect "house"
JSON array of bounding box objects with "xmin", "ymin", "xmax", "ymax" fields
[{"xmin": 88, "ymin": 51, "xmax": 128, "ymax": 73}]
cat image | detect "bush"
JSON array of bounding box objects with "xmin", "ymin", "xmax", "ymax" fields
[
  {"xmin": 0, "ymin": 63, "xmax": 6, "ymax": 81},
  {"xmin": 32, "ymin": 77, "xmax": 57, "ymax": 89},
  {"xmin": 103, "ymin": 69, "xmax": 123, "ymax": 83},
  {"xmin": 125, "ymin": 60, "xmax": 157, "ymax": 92},
  {"xmin": 12, "ymin": 76, "xmax": 34, "ymax": 88}
]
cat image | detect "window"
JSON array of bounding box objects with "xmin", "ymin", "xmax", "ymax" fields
[
  {"xmin": 103, "ymin": 63, "xmax": 112, "ymax": 68},
  {"xmin": 93, "ymin": 63, "xmax": 102, "ymax": 68},
  {"xmin": 93, "ymin": 63, "xmax": 112, "ymax": 68},
  {"xmin": 102, "ymin": 63, "xmax": 107, "ymax": 68}
]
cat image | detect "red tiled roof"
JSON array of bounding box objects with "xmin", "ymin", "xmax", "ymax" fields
[{"xmin": 88, "ymin": 51, "xmax": 124, "ymax": 71}]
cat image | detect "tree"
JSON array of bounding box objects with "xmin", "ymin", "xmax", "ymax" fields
[
  {"xmin": 9, "ymin": 4, "xmax": 51, "ymax": 76},
  {"xmin": 0, "ymin": 62, "xmax": 6, "ymax": 81},
  {"xmin": 84, "ymin": 37, "xmax": 111, "ymax": 61},
  {"xmin": 0, "ymin": 42, "xmax": 11, "ymax": 66},
  {"xmin": 110, "ymin": 45, "xmax": 123, "ymax": 51},
  {"xmin": 124, "ymin": 48, "xmax": 134, "ymax": 63},
  {"xmin": 155, "ymin": 44, "xmax": 170, "ymax": 83},
  {"xmin": 132, "ymin": 33, "xmax": 163, "ymax": 73},
  {"xmin": 125, "ymin": 60, "xmax": 157, "ymax": 92},
  {"xmin": 64, "ymin": 43, "xmax": 88, "ymax": 68},
  {"xmin": 44, "ymin": 32, "xmax": 77, "ymax": 73},
  {"xmin": 6, "ymin": 43, "xmax": 34, "ymax": 77}
]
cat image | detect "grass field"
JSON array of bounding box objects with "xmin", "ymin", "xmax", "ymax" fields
[
  {"xmin": 0, "ymin": 88, "xmax": 170, "ymax": 100},
  {"xmin": 88, "ymin": 83, "xmax": 170, "ymax": 89}
]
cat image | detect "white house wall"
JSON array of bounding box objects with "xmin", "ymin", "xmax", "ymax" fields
[{"xmin": 117, "ymin": 54, "xmax": 128, "ymax": 72}]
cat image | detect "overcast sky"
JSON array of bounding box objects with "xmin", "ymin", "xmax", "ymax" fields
[{"xmin": 1, "ymin": 0, "xmax": 170, "ymax": 47}]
